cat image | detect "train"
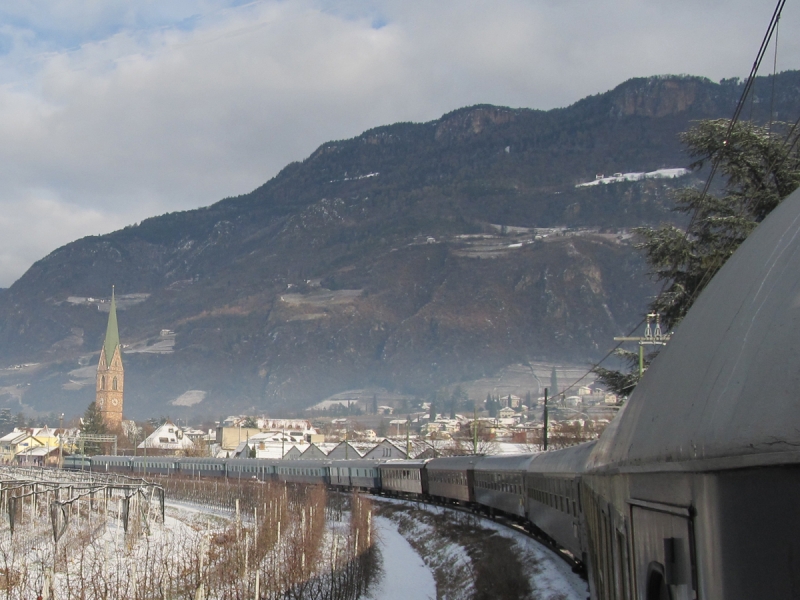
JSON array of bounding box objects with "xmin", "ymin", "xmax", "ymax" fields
[
  {"xmin": 64, "ymin": 448, "xmax": 594, "ymax": 569},
  {"xmin": 66, "ymin": 186, "xmax": 800, "ymax": 599}
]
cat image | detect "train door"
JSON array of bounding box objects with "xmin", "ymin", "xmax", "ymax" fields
[{"xmin": 629, "ymin": 499, "xmax": 697, "ymax": 600}]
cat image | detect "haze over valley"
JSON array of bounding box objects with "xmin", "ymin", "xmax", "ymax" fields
[{"xmin": 1, "ymin": 72, "xmax": 799, "ymax": 419}]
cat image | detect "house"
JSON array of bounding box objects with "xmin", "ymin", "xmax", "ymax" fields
[
  {"xmin": 231, "ymin": 441, "xmax": 253, "ymax": 458},
  {"xmin": 182, "ymin": 428, "xmax": 208, "ymax": 442},
  {"xmin": 216, "ymin": 426, "xmax": 262, "ymax": 450},
  {"xmin": 299, "ymin": 443, "xmax": 328, "ymax": 459},
  {"xmin": 497, "ymin": 407, "xmax": 517, "ymax": 419},
  {"xmin": 363, "ymin": 439, "xmax": 407, "ymax": 459},
  {"xmin": 32, "ymin": 426, "xmax": 60, "ymax": 449},
  {"xmin": 15, "ymin": 446, "xmax": 65, "ymax": 467},
  {"xmin": 282, "ymin": 445, "xmax": 303, "ymax": 460},
  {"xmin": 326, "ymin": 441, "xmax": 363, "ymax": 460},
  {"xmin": 248, "ymin": 431, "xmax": 306, "ymax": 459},
  {"xmin": 138, "ymin": 421, "xmax": 195, "ymax": 454},
  {"xmin": 0, "ymin": 429, "xmax": 44, "ymax": 464}
]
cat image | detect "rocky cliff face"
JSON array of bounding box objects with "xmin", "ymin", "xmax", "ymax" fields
[
  {"xmin": 611, "ymin": 77, "xmax": 713, "ymax": 117},
  {"xmin": 0, "ymin": 72, "xmax": 798, "ymax": 419}
]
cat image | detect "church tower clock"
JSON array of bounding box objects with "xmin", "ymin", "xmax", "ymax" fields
[{"xmin": 96, "ymin": 287, "xmax": 124, "ymax": 430}]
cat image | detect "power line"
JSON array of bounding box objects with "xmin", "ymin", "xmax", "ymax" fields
[
  {"xmin": 562, "ymin": 0, "xmax": 790, "ymax": 400},
  {"xmin": 689, "ymin": 0, "xmax": 786, "ymax": 230}
]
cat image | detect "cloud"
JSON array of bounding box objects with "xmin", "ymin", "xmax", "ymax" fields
[
  {"xmin": 0, "ymin": 194, "xmax": 126, "ymax": 286},
  {"xmin": 0, "ymin": 0, "xmax": 795, "ymax": 286}
]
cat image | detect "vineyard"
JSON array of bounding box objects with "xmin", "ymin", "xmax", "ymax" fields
[{"xmin": 0, "ymin": 467, "xmax": 378, "ymax": 599}]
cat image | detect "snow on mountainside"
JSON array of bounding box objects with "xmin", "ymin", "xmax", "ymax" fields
[{"xmin": 576, "ymin": 168, "xmax": 690, "ymax": 188}]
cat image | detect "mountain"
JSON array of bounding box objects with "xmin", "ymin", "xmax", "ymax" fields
[{"xmin": 2, "ymin": 72, "xmax": 800, "ymax": 419}]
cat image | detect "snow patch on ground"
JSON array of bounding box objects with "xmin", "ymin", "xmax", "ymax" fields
[
  {"xmin": 365, "ymin": 516, "xmax": 436, "ymax": 600},
  {"xmin": 373, "ymin": 497, "xmax": 588, "ymax": 600}
]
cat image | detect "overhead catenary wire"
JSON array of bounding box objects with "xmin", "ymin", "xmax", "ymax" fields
[
  {"xmin": 555, "ymin": 316, "xmax": 647, "ymax": 400},
  {"xmin": 561, "ymin": 0, "xmax": 789, "ymax": 399},
  {"xmin": 689, "ymin": 0, "xmax": 786, "ymax": 231}
]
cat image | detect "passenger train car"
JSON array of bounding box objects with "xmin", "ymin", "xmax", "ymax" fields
[
  {"xmin": 474, "ymin": 453, "xmax": 534, "ymax": 520},
  {"xmin": 61, "ymin": 187, "xmax": 800, "ymax": 598}
]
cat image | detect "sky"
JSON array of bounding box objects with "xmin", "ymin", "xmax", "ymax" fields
[{"xmin": 0, "ymin": 0, "xmax": 797, "ymax": 287}]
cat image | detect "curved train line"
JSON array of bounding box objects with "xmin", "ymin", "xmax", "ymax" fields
[{"xmin": 67, "ymin": 185, "xmax": 800, "ymax": 599}]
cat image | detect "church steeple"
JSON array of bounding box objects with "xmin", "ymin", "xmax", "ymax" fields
[
  {"xmin": 103, "ymin": 286, "xmax": 120, "ymax": 366},
  {"xmin": 96, "ymin": 286, "xmax": 124, "ymax": 430}
]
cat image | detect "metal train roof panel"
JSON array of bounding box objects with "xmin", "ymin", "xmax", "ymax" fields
[
  {"xmin": 588, "ymin": 187, "xmax": 800, "ymax": 471},
  {"xmin": 378, "ymin": 460, "xmax": 430, "ymax": 469},
  {"xmin": 475, "ymin": 453, "xmax": 537, "ymax": 472},
  {"xmin": 425, "ymin": 455, "xmax": 481, "ymax": 471},
  {"xmin": 528, "ymin": 442, "xmax": 596, "ymax": 474},
  {"xmin": 273, "ymin": 459, "xmax": 331, "ymax": 467},
  {"xmin": 328, "ymin": 459, "xmax": 385, "ymax": 468}
]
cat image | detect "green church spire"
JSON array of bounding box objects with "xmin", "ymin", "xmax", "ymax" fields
[{"xmin": 103, "ymin": 286, "xmax": 120, "ymax": 365}]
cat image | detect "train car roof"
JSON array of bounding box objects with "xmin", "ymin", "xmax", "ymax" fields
[
  {"xmin": 274, "ymin": 459, "xmax": 331, "ymax": 467},
  {"xmin": 378, "ymin": 460, "xmax": 429, "ymax": 469},
  {"xmin": 329, "ymin": 459, "xmax": 384, "ymax": 467},
  {"xmin": 226, "ymin": 457, "xmax": 274, "ymax": 465},
  {"xmin": 425, "ymin": 455, "xmax": 481, "ymax": 470},
  {"xmin": 475, "ymin": 453, "xmax": 537, "ymax": 472},
  {"xmin": 528, "ymin": 442, "xmax": 596, "ymax": 474},
  {"xmin": 589, "ymin": 186, "xmax": 800, "ymax": 472}
]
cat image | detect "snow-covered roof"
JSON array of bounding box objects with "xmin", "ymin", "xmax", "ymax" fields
[
  {"xmin": 0, "ymin": 430, "xmax": 27, "ymax": 443},
  {"xmin": 138, "ymin": 421, "xmax": 194, "ymax": 450},
  {"xmin": 16, "ymin": 446, "xmax": 60, "ymax": 457}
]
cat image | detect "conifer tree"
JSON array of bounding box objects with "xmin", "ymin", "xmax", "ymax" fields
[
  {"xmin": 82, "ymin": 401, "xmax": 107, "ymax": 455},
  {"xmin": 595, "ymin": 118, "xmax": 800, "ymax": 398},
  {"xmin": 82, "ymin": 402, "xmax": 106, "ymax": 435},
  {"xmin": 550, "ymin": 367, "xmax": 559, "ymax": 397},
  {"xmin": 638, "ymin": 119, "xmax": 800, "ymax": 328}
]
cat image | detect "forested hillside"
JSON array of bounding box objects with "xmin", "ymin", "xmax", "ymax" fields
[{"xmin": 1, "ymin": 72, "xmax": 799, "ymax": 418}]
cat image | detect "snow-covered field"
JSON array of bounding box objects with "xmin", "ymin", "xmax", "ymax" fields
[
  {"xmin": 0, "ymin": 472, "xmax": 379, "ymax": 599},
  {"xmin": 0, "ymin": 465, "xmax": 585, "ymax": 600},
  {"xmin": 168, "ymin": 494, "xmax": 586, "ymax": 600}
]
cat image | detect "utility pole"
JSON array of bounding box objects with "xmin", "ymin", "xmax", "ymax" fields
[
  {"xmin": 405, "ymin": 416, "xmax": 411, "ymax": 458},
  {"xmin": 543, "ymin": 388, "xmax": 549, "ymax": 451},
  {"xmin": 473, "ymin": 403, "xmax": 478, "ymax": 454},
  {"xmin": 58, "ymin": 413, "xmax": 64, "ymax": 469},
  {"xmin": 614, "ymin": 313, "xmax": 671, "ymax": 376}
]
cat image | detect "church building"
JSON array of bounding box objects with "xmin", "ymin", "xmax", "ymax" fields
[{"xmin": 96, "ymin": 288, "xmax": 124, "ymax": 430}]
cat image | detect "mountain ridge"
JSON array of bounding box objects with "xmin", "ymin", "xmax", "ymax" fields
[{"xmin": 2, "ymin": 71, "xmax": 800, "ymax": 418}]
